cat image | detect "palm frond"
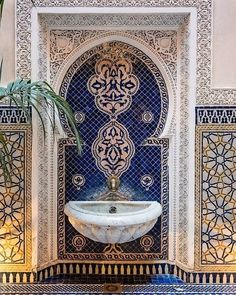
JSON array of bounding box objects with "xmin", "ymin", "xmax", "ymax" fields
[
  {"xmin": 0, "ymin": 79, "xmax": 82, "ymax": 151},
  {"xmin": 0, "ymin": 2, "xmax": 80, "ymax": 182},
  {"xmin": 0, "ymin": 132, "xmax": 12, "ymax": 183},
  {"xmin": 0, "ymin": 0, "xmax": 35, "ymax": 22},
  {"xmin": 0, "ymin": 0, "xmax": 4, "ymax": 21},
  {"xmin": 0, "ymin": 79, "xmax": 82, "ymax": 181},
  {"xmin": 0, "ymin": 58, "xmax": 2, "ymax": 82}
]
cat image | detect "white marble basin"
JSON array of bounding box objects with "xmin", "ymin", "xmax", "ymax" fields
[{"xmin": 64, "ymin": 201, "xmax": 162, "ymax": 244}]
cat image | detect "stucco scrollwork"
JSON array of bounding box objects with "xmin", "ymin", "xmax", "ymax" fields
[
  {"xmin": 50, "ymin": 30, "xmax": 177, "ymax": 87},
  {"xmin": 17, "ymin": 0, "xmax": 236, "ymax": 104}
]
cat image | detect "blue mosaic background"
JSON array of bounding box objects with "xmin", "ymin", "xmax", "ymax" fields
[
  {"xmin": 64, "ymin": 144, "xmax": 166, "ymax": 255},
  {"xmin": 59, "ymin": 43, "xmax": 169, "ymax": 260},
  {"xmin": 64, "ymin": 53, "xmax": 162, "ymax": 144}
]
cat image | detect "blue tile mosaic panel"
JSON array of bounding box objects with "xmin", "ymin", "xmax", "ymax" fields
[{"xmin": 58, "ymin": 41, "xmax": 169, "ymax": 261}]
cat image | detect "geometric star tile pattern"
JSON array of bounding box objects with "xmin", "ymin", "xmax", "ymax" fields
[
  {"xmin": 0, "ymin": 124, "xmax": 32, "ymax": 274},
  {"xmin": 201, "ymin": 131, "xmax": 236, "ymax": 264},
  {"xmin": 0, "ymin": 132, "xmax": 25, "ymax": 264}
]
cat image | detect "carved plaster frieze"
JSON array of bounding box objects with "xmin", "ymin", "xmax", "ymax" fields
[
  {"xmin": 35, "ymin": 19, "xmax": 52, "ymax": 266},
  {"xmin": 41, "ymin": 13, "xmax": 187, "ymax": 27},
  {"xmin": 50, "ymin": 30, "xmax": 177, "ymax": 87},
  {"xmin": 177, "ymin": 19, "xmax": 190, "ymax": 266},
  {"xmin": 32, "ymin": 0, "xmax": 198, "ymax": 6},
  {"xmin": 16, "ymin": 0, "xmax": 236, "ymax": 104}
]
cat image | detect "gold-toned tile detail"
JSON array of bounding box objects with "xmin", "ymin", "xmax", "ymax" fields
[
  {"xmin": 103, "ymin": 283, "xmax": 122, "ymax": 294},
  {"xmin": 196, "ymin": 125, "xmax": 236, "ymax": 271},
  {"xmin": 0, "ymin": 125, "xmax": 31, "ymax": 272}
]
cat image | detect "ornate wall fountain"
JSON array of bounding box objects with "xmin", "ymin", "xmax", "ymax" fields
[
  {"xmin": 58, "ymin": 40, "xmax": 169, "ymax": 262},
  {"xmin": 0, "ymin": 0, "xmax": 235, "ymax": 284}
]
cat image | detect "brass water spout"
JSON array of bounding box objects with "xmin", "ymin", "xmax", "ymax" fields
[
  {"xmin": 97, "ymin": 175, "xmax": 128, "ymax": 201},
  {"xmin": 107, "ymin": 175, "xmax": 120, "ymax": 192}
]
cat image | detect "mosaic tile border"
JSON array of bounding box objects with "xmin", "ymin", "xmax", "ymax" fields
[
  {"xmin": 195, "ymin": 125, "xmax": 236, "ymax": 271},
  {"xmin": 196, "ymin": 106, "xmax": 236, "ymax": 125},
  {"xmin": 1, "ymin": 282, "xmax": 235, "ymax": 295},
  {"xmin": 0, "ymin": 272, "xmax": 35, "ymax": 284},
  {"xmin": 1, "ymin": 262, "xmax": 236, "ymax": 284},
  {"xmin": 12, "ymin": 262, "xmax": 236, "ymax": 284},
  {"xmin": 0, "ymin": 106, "xmax": 31, "ymax": 124},
  {"xmin": 37, "ymin": 262, "xmax": 174, "ymax": 281},
  {"xmin": 0, "ymin": 125, "xmax": 32, "ymax": 273}
]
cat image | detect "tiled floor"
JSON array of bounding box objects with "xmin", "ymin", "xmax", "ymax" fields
[
  {"xmin": 42, "ymin": 274, "xmax": 184, "ymax": 285},
  {"xmin": 0, "ymin": 275, "xmax": 235, "ymax": 294},
  {"xmin": 0, "ymin": 283, "xmax": 236, "ymax": 294}
]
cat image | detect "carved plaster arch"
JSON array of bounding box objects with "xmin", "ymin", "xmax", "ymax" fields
[
  {"xmin": 53, "ymin": 33, "xmax": 176, "ymax": 138},
  {"xmin": 29, "ymin": 8, "xmax": 196, "ymax": 272}
]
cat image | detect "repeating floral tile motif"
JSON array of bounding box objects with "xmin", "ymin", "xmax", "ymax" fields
[
  {"xmin": 0, "ymin": 125, "xmax": 32, "ymax": 272},
  {"xmin": 196, "ymin": 125, "xmax": 236, "ymax": 271}
]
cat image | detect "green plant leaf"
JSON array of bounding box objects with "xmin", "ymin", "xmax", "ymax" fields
[
  {"xmin": 0, "ymin": 0, "xmax": 4, "ymax": 21},
  {"xmin": 0, "ymin": 132, "xmax": 12, "ymax": 183},
  {"xmin": 0, "ymin": 59, "xmax": 3, "ymax": 82},
  {"xmin": 0, "ymin": 79, "xmax": 82, "ymax": 181}
]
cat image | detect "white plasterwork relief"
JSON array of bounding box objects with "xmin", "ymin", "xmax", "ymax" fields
[{"xmin": 50, "ymin": 30, "xmax": 177, "ymax": 86}]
